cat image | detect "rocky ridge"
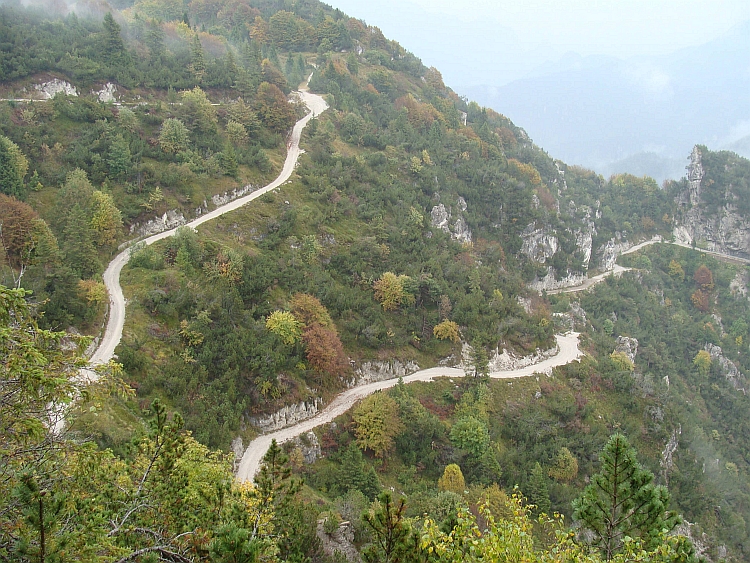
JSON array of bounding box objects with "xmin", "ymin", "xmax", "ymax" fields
[{"xmin": 674, "ymin": 145, "xmax": 750, "ymax": 260}]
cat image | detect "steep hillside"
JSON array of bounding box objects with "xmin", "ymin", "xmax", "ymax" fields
[{"xmin": 2, "ymin": 0, "xmax": 750, "ymax": 560}]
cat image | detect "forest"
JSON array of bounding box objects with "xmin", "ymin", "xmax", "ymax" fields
[{"xmin": 1, "ymin": 0, "xmax": 750, "ymax": 560}]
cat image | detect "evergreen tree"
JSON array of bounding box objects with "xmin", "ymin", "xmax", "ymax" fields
[
  {"xmin": 62, "ymin": 204, "xmax": 99, "ymax": 279},
  {"xmin": 0, "ymin": 136, "xmax": 24, "ymax": 197},
  {"xmin": 362, "ymin": 492, "xmax": 419, "ymax": 563},
  {"xmin": 526, "ymin": 462, "xmax": 551, "ymax": 516},
  {"xmin": 573, "ymin": 434, "xmax": 681, "ymax": 560},
  {"xmin": 102, "ymin": 12, "xmax": 126, "ymax": 64},
  {"xmin": 335, "ymin": 443, "xmax": 380, "ymax": 500},
  {"xmin": 107, "ymin": 134, "xmax": 131, "ymax": 178},
  {"xmin": 189, "ymin": 33, "xmax": 206, "ymax": 84},
  {"xmin": 145, "ymin": 19, "xmax": 165, "ymax": 63}
]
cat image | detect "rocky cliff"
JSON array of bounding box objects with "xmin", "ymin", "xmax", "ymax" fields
[{"xmin": 674, "ymin": 145, "xmax": 750, "ymax": 260}]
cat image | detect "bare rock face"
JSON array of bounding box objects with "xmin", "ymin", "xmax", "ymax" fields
[
  {"xmin": 521, "ymin": 223, "xmax": 558, "ymax": 263},
  {"xmin": 705, "ymin": 343, "xmax": 746, "ymax": 392},
  {"xmin": 730, "ymin": 270, "xmax": 749, "ymax": 299},
  {"xmin": 661, "ymin": 425, "xmax": 681, "ymax": 479},
  {"xmin": 35, "ymin": 79, "xmax": 77, "ymax": 99},
  {"xmin": 529, "ymin": 268, "xmax": 586, "ymax": 292},
  {"xmin": 231, "ymin": 437, "xmax": 244, "ymax": 472},
  {"xmin": 598, "ymin": 233, "xmax": 632, "ymax": 271},
  {"xmin": 459, "ymin": 340, "xmax": 560, "ymax": 375},
  {"xmin": 430, "ymin": 197, "xmax": 472, "ymax": 243},
  {"xmin": 211, "ymin": 184, "xmax": 257, "ymax": 206},
  {"xmin": 687, "ymin": 145, "xmax": 704, "ymax": 206},
  {"xmin": 129, "ymin": 209, "xmax": 187, "ymax": 237},
  {"xmin": 290, "ymin": 431, "xmax": 322, "ymax": 464},
  {"xmin": 317, "ymin": 519, "xmax": 360, "ymax": 562},
  {"xmin": 128, "ymin": 185, "xmax": 260, "ymax": 238},
  {"xmin": 93, "ymin": 83, "xmax": 117, "ymax": 103},
  {"xmin": 430, "ymin": 203, "xmax": 450, "ymax": 231},
  {"xmin": 614, "ymin": 336, "xmax": 638, "ymax": 363},
  {"xmin": 674, "ymin": 145, "xmax": 750, "ymax": 260},
  {"xmin": 249, "ymin": 398, "xmax": 324, "ymax": 433},
  {"xmin": 350, "ymin": 359, "xmax": 420, "ymax": 387}
]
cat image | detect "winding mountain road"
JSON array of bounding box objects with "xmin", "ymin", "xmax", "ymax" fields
[
  {"xmin": 88, "ymin": 79, "xmax": 750, "ymax": 484},
  {"xmin": 89, "ymin": 83, "xmax": 329, "ymax": 366},
  {"xmin": 236, "ymin": 332, "xmax": 584, "ymax": 482}
]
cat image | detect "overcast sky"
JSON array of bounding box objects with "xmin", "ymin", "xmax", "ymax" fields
[{"xmin": 325, "ymin": 0, "xmax": 750, "ymax": 88}]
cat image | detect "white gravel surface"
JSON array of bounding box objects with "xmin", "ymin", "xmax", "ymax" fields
[
  {"xmin": 90, "ymin": 83, "xmax": 329, "ymax": 366},
  {"xmin": 236, "ymin": 331, "xmax": 584, "ymax": 482}
]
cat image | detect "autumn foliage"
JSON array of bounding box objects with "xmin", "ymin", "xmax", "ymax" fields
[
  {"xmin": 289, "ymin": 293, "xmax": 349, "ymax": 382},
  {"xmin": 0, "ymin": 194, "xmax": 37, "ymax": 268},
  {"xmin": 303, "ymin": 323, "xmax": 348, "ymax": 381}
]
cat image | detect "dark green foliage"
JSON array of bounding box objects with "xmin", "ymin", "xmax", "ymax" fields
[
  {"xmin": 61, "ymin": 205, "xmax": 99, "ymax": 279},
  {"xmin": 362, "ymin": 492, "xmax": 421, "ymax": 563},
  {"xmin": 573, "ymin": 434, "xmax": 680, "ymax": 559},
  {"xmin": 334, "ymin": 443, "xmax": 381, "ymax": 500},
  {"xmin": 526, "ymin": 462, "xmax": 551, "ymax": 515},
  {"xmin": 0, "ymin": 137, "xmax": 23, "ymax": 197}
]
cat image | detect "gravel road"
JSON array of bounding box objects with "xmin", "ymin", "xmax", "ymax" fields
[
  {"xmin": 89, "ymin": 82, "xmax": 329, "ymax": 366},
  {"xmin": 236, "ymin": 331, "xmax": 584, "ymax": 482}
]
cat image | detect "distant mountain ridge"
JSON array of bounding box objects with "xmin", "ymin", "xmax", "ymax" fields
[{"xmin": 466, "ymin": 20, "xmax": 750, "ymax": 182}]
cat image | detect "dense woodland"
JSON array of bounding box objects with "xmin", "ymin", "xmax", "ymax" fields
[{"xmin": 1, "ymin": 0, "xmax": 750, "ymax": 561}]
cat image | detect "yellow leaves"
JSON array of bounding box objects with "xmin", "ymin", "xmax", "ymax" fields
[
  {"xmin": 438, "ymin": 463, "xmax": 466, "ymax": 494},
  {"xmin": 265, "ymin": 310, "xmax": 302, "ymax": 345},
  {"xmin": 548, "ymin": 447, "xmax": 579, "ymax": 483},
  {"xmin": 179, "ymin": 319, "xmax": 205, "ymax": 347},
  {"xmin": 434, "ymin": 320, "xmax": 461, "ymax": 343},
  {"xmin": 77, "ymin": 279, "xmax": 107, "ymax": 305},
  {"xmin": 353, "ymin": 391, "xmax": 403, "ymax": 459},
  {"xmin": 693, "ymin": 349, "xmax": 712, "ymax": 376},
  {"xmin": 90, "ymin": 190, "xmax": 123, "ymax": 246},
  {"xmin": 373, "ymin": 272, "xmax": 414, "ymax": 311},
  {"xmin": 610, "ymin": 351, "xmax": 635, "ymax": 372},
  {"xmin": 507, "ymin": 158, "xmax": 542, "ymax": 187},
  {"xmin": 140, "ymin": 187, "xmax": 164, "ymax": 211}
]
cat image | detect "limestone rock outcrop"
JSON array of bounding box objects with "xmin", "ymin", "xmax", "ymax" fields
[
  {"xmin": 35, "ymin": 79, "xmax": 77, "ymax": 98},
  {"xmin": 430, "ymin": 196, "xmax": 472, "ymax": 243},
  {"xmin": 615, "ymin": 336, "xmax": 639, "ymax": 363},
  {"xmin": 249, "ymin": 398, "xmax": 324, "ymax": 433},
  {"xmin": 674, "ymin": 145, "xmax": 750, "ymax": 260},
  {"xmin": 350, "ymin": 359, "xmax": 420, "ymax": 387}
]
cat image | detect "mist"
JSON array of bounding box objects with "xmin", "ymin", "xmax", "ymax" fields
[{"xmin": 326, "ymin": 0, "xmax": 750, "ymax": 182}]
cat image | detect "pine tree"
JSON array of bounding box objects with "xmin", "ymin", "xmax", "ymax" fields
[
  {"xmin": 189, "ymin": 33, "xmax": 206, "ymax": 84},
  {"xmin": 362, "ymin": 492, "xmax": 418, "ymax": 563},
  {"xmin": 102, "ymin": 12, "xmax": 125, "ymax": 65},
  {"xmin": 62, "ymin": 205, "xmax": 99, "ymax": 279},
  {"xmin": 145, "ymin": 19, "xmax": 165, "ymax": 63},
  {"xmin": 0, "ymin": 136, "xmax": 24, "ymax": 197},
  {"xmin": 526, "ymin": 462, "xmax": 550, "ymax": 515},
  {"xmin": 572, "ymin": 434, "xmax": 681, "ymax": 560}
]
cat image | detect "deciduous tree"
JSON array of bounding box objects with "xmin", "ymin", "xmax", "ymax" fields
[
  {"xmin": 353, "ymin": 392, "xmax": 403, "ymax": 460},
  {"xmin": 438, "ymin": 464, "xmax": 466, "ymax": 494},
  {"xmin": 548, "ymin": 446, "xmax": 578, "ymax": 483},
  {"xmin": 265, "ymin": 310, "xmax": 302, "ymax": 345},
  {"xmin": 433, "ymin": 320, "xmax": 460, "ymax": 342},
  {"xmin": 159, "ymin": 118, "xmax": 190, "ymax": 154}
]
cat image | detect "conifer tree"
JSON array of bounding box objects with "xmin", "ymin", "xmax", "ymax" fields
[
  {"xmin": 0, "ymin": 136, "xmax": 24, "ymax": 197},
  {"xmin": 102, "ymin": 12, "xmax": 125, "ymax": 65},
  {"xmin": 62, "ymin": 205, "xmax": 99, "ymax": 279},
  {"xmin": 526, "ymin": 462, "xmax": 551, "ymax": 515},
  {"xmin": 573, "ymin": 434, "xmax": 681, "ymax": 560},
  {"xmin": 362, "ymin": 492, "xmax": 418, "ymax": 563},
  {"xmin": 189, "ymin": 33, "xmax": 206, "ymax": 84}
]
